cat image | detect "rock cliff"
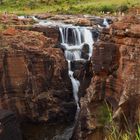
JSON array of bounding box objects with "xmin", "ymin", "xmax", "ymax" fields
[
  {"xmin": 0, "ymin": 13, "xmax": 140, "ymax": 140},
  {"xmin": 0, "ymin": 27, "xmax": 76, "ymax": 123},
  {"xmin": 73, "ymin": 15, "xmax": 140, "ymax": 140}
]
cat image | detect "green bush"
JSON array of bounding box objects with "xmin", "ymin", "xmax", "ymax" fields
[
  {"xmin": 27, "ymin": 0, "xmax": 38, "ymax": 9},
  {"xmin": 136, "ymin": 125, "xmax": 140, "ymax": 140},
  {"xmin": 99, "ymin": 5, "xmax": 115, "ymax": 13},
  {"xmin": 117, "ymin": 4, "xmax": 128, "ymax": 12}
]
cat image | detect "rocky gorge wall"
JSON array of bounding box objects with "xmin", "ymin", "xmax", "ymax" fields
[
  {"xmin": 73, "ymin": 15, "xmax": 140, "ymax": 140},
  {"xmin": 0, "ymin": 27, "xmax": 76, "ymax": 123},
  {"xmin": 0, "ymin": 13, "xmax": 140, "ymax": 140}
]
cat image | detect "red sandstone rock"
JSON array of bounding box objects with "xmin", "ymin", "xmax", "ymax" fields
[
  {"xmin": 64, "ymin": 18, "xmax": 91, "ymax": 26},
  {"xmin": 0, "ymin": 14, "xmax": 35, "ymax": 26},
  {"xmin": 73, "ymin": 15, "xmax": 140, "ymax": 140},
  {"xmin": 3, "ymin": 28, "xmax": 17, "ymax": 36},
  {"xmin": 35, "ymin": 13, "xmax": 53, "ymax": 19},
  {"xmin": 0, "ymin": 28, "xmax": 75, "ymax": 122}
]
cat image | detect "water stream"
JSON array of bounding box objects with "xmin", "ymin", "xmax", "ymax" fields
[
  {"xmin": 59, "ymin": 26, "xmax": 94, "ymax": 112},
  {"xmin": 33, "ymin": 19, "xmax": 94, "ymax": 114},
  {"xmin": 58, "ymin": 25, "xmax": 94, "ymax": 139}
]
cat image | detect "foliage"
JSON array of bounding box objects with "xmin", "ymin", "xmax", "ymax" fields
[
  {"xmin": 98, "ymin": 102, "xmax": 112, "ymax": 126},
  {"xmin": 99, "ymin": 102, "xmax": 140, "ymax": 140},
  {"xmin": 0, "ymin": 0, "xmax": 139, "ymax": 15},
  {"xmin": 27, "ymin": 0, "xmax": 39, "ymax": 9},
  {"xmin": 117, "ymin": 4, "xmax": 129, "ymax": 12},
  {"xmin": 136, "ymin": 125, "xmax": 140, "ymax": 140}
]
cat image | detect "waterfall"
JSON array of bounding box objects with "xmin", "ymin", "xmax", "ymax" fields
[
  {"xmin": 23, "ymin": 16, "xmax": 94, "ymax": 112},
  {"xmin": 58, "ymin": 25, "xmax": 94, "ymax": 139},
  {"xmin": 27, "ymin": 17, "xmax": 95, "ymax": 139},
  {"xmin": 59, "ymin": 26, "xmax": 94, "ymax": 111},
  {"xmin": 17, "ymin": 16, "xmax": 102, "ymax": 140},
  {"xmin": 103, "ymin": 18, "xmax": 109, "ymax": 28},
  {"xmin": 69, "ymin": 70, "xmax": 80, "ymax": 110}
]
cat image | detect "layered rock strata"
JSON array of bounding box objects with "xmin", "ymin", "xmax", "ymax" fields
[
  {"xmin": 0, "ymin": 28, "xmax": 76, "ymax": 122},
  {"xmin": 73, "ymin": 15, "xmax": 140, "ymax": 140},
  {"xmin": 0, "ymin": 13, "xmax": 139, "ymax": 140}
]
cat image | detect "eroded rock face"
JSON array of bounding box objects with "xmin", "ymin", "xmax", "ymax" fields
[
  {"xmin": 0, "ymin": 13, "xmax": 139, "ymax": 140},
  {"xmin": 112, "ymin": 16, "xmax": 140, "ymax": 130},
  {"xmin": 0, "ymin": 28, "xmax": 76, "ymax": 122},
  {"xmin": 73, "ymin": 15, "xmax": 140, "ymax": 139}
]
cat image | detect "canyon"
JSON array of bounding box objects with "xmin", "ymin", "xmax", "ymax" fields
[{"xmin": 0, "ymin": 11, "xmax": 139, "ymax": 140}]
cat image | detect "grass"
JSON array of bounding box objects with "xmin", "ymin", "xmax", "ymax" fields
[
  {"xmin": 136, "ymin": 125, "xmax": 140, "ymax": 140},
  {"xmin": 106, "ymin": 124, "xmax": 140, "ymax": 140},
  {"xmin": 0, "ymin": 0, "xmax": 140, "ymax": 15},
  {"xmin": 99, "ymin": 101, "xmax": 140, "ymax": 140}
]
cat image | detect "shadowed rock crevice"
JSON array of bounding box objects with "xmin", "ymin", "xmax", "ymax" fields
[{"xmin": 0, "ymin": 109, "xmax": 22, "ymax": 140}]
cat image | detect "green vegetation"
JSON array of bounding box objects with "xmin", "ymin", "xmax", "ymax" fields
[
  {"xmin": 98, "ymin": 103, "xmax": 112, "ymax": 126},
  {"xmin": 0, "ymin": 0, "xmax": 140, "ymax": 15},
  {"xmin": 106, "ymin": 123, "xmax": 140, "ymax": 140},
  {"xmin": 98, "ymin": 102, "xmax": 140, "ymax": 140}
]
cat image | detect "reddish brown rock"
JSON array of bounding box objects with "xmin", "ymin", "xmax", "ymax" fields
[
  {"xmin": 0, "ymin": 14, "xmax": 35, "ymax": 26},
  {"xmin": 73, "ymin": 15, "xmax": 140, "ymax": 140},
  {"xmin": 3, "ymin": 28, "xmax": 17, "ymax": 36},
  {"xmin": 34, "ymin": 13, "xmax": 53, "ymax": 19},
  {"xmin": 64, "ymin": 18, "xmax": 91, "ymax": 26},
  {"xmin": 30, "ymin": 26, "xmax": 60, "ymax": 45},
  {"xmin": 14, "ymin": 25, "xmax": 60, "ymax": 46},
  {"xmin": 0, "ymin": 28, "xmax": 76, "ymax": 123}
]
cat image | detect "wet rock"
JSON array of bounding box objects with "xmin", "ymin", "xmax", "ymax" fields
[
  {"xmin": 91, "ymin": 29, "xmax": 99, "ymax": 42},
  {"xmin": 71, "ymin": 60, "xmax": 86, "ymax": 72},
  {"xmin": 81, "ymin": 43, "xmax": 90, "ymax": 60}
]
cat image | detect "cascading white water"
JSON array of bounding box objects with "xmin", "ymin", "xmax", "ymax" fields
[
  {"xmin": 18, "ymin": 16, "xmax": 94, "ymax": 111},
  {"xmin": 69, "ymin": 70, "xmax": 80, "ymax": 110},
  {"xmin": 103, "ymin": 18, "xmax": 109, "ymax": 28},
  {"xmin": 59, "ymin": 26, "xmax": 94, "ymax": 111}
]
